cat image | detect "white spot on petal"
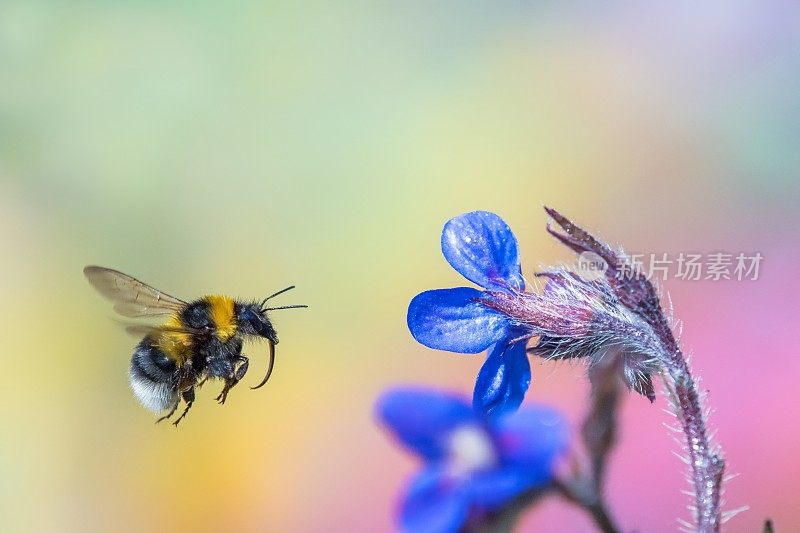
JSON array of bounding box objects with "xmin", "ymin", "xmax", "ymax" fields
[{"xmin": 447, "ymin": 425, "xmax": 497, "ymax": 477}]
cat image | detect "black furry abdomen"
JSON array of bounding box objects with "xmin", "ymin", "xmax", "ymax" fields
[{"xmin": 129, "ymin": 337, "xmax": 179, "ymax": 412}]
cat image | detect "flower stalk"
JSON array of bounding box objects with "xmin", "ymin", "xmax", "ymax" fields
[
  {"xmin": 553, "ymin": 477, "xmax": 619, "ymax": 533},
  {"xmin": 553, "ymin": 351, "xmax": 624, "ymax": 533}
]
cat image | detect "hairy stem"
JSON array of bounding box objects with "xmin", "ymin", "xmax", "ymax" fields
[{"xmin": 652, "ymin": 311, "xmax": 724, "ymax": 532}]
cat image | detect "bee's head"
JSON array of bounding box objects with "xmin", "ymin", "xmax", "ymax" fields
[
  {"xmin": 238, "ymin": 289, "xmax": 306, "ymax": 391},
  {"xmin": 236, "ymin": 303, "xmax": 279, "ymax": 344}
]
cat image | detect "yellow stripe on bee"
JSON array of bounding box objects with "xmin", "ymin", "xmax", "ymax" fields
[
  {"xmin": 157, "ymin": 314, "xmax": 193, "ymax": 364},
  {"xmin": 205, "ymin": 295, "xmax": 237, "ymax": 341}
]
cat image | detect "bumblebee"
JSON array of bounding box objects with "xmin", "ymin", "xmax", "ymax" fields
[{"xmin": 84, "ymin": 266, "xmax": 306, "ymax": 426}]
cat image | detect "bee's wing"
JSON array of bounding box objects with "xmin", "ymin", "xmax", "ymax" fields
[
  {"xmin": 84, "ymin": 266, "xmax": 188, "ymax": 318},
  {"xmin": 122, "ymin": 323, "xmax": 203, "ymax": 337}
]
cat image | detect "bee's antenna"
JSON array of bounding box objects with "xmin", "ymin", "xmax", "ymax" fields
[
  {"xmin": 265, "ymin": 285, "xmax": 296, "ymax": 300},
  {"xmin": 260, "ymin": 286, "xmax": 297, "ymax": 308},
  {"xmin": 263, "ymin": 304, "xmax": 309, "ymax": 311}
]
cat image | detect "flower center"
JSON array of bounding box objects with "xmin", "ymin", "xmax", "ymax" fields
[{"xmin": 447, "ymin": 425, "xmax": 497, "ymax": 477}]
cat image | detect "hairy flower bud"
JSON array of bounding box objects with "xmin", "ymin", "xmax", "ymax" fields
[{"xmin": 479, "ymin": 268, "xmax": 662, "ymax": 401}]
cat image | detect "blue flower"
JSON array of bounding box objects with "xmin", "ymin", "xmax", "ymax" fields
[
  {"xmin": 377, "ymin": 387, "xmax": 569, "ymax": 533},
  {"xmin": 407, "ymin": 211, "xmax": 531, "ymax": 416}
]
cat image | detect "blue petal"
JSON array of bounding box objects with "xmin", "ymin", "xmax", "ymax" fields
[
  {"xmin": 377, "ymin": 388, "xmax": 475, "ymax": 461},
  {"xmin": 468, "ymin": 467, "xmax": 530, "ymax": 510},
  {"xmin": 441, "ymin": 211, "xmax": 525, "ymax": 292},
  {"xmin": 408, "ymin": 288, "xmax": 510, "ymax": 353},
  {"xmin": 399, "ymin": 467, "xmax": 469, "ymax": 533},
  {"xmin": 493, "ymin": 405, "xmax": 569, "ymax": 485},
  {"xmin": 472, "ymin": 340, "xmax": 531, "ymax": 417}
]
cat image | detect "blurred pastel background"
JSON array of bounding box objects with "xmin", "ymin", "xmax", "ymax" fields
[{"xmin": 1, "ymin": 2, "xmax": 798, "ymax": 532}]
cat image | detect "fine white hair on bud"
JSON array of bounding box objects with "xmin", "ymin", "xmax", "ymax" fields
[{"xmin": 480, "ymin": 268, "xmax": 664, "ymax": 401}]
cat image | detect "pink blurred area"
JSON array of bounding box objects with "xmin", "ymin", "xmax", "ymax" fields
[{"xmin": 1, "ymin": 2, "xmax": 798, "ymax": 532}]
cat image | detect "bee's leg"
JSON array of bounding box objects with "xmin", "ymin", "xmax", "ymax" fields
[
  {"xmin": 172, "ymin": 388, "xmax": 196, "ymax": 427},
  {"xmin": 234, "ymin": 355, "xmax": 249, "ymax": 381},
  {"xmin": 215, "ymin": 382, "xmax": 232, "ymax": 405},
  {"xmin": 215, "ymin": 356, "xmax": 249, "ymax": 405},
  {"xmin": 155, "ymin": 401, "xmax": 179, "ymax": 424}
]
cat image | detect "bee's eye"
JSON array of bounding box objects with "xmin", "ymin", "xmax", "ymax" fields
[
  {"xmin": 238, "ymin": 306, "xmax": 260, "ymax": 325},
  {"xmin": 202, "ymin": 324, "xmax": 213, "ymax": 332}
]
